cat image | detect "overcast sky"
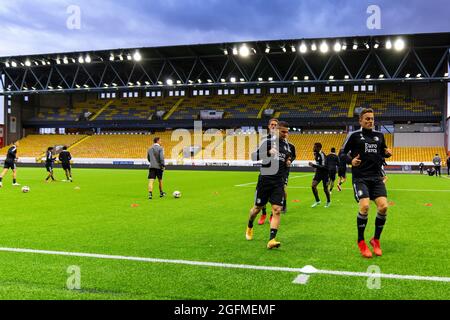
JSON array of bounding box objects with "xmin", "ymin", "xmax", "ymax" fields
[{"xmin": 0, "ymin": 0, "xmax": 449, "ymax": 57}]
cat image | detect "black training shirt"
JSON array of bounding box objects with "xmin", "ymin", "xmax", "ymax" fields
[{"xmin": 341, "ymin": 128, "xmax": 390, "ymax": 179}]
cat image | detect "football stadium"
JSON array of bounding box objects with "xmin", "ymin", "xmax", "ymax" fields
[{"xmin": 0, "ymin": 27, "xmax": 450, "ymax": 305}]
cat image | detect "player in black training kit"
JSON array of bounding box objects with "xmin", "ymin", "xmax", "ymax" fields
[
  {"xmin": 326, "ymin": 148, "xmax": 339, "ymax": 193},
  {"xmin": 337, "ymin": 151, "xmax": 349, "ymax": 191},
  {"xmin": 58, "ymin": 146, "xmax": 73, "ymax": 182},
  {"xmin": 282, "ymin": 140, "xmax": 296, "ymax": 213},
  {"xmin": 309, "ymin": 143, "xmax": 331, "ymax": 208},
  {"xmin": 246, "ymin": 121, "xmax": 291, "ymax": 249},
  {"xmin": 45, "ymin": 147, "xmax": 57, "ymax": 182},
  {"xmin": 258, "ymin": 118, "xmax": 279, "ymax": 225},
  {"xmin": 0, "ymin": 141, "xmax": 20, "ymax": 187},
  {"xmin": 341, "ymin": 108, "xmax": 392, "ymax": 258}
]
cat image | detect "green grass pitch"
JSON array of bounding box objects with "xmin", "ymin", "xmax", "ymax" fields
[{"xmin": 0, "ymin": 167, "xmax": 449, "ymax": 300}]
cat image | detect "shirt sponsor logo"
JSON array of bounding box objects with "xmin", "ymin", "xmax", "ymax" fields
[{"xmin": 365, "ymin": 143, "xmax": 378, "ymax": 153}]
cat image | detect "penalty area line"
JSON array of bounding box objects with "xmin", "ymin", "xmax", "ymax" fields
[{"xmin": 0, "ymin": 247, "xmax": 449, "ymax": 284}]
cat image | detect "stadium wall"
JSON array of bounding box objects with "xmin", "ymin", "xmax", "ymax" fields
[
  {"xmin": 394, "ymin": 132, "xmax": 445, "ymax": 147},
  {"xmin": 8, "ymin": 95, "xmax": 36, "ymax": 143}
]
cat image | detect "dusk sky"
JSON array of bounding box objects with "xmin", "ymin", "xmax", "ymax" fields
[{"xmin": 0, "ymin": 0, "xmax": 449, "ymax": 57}]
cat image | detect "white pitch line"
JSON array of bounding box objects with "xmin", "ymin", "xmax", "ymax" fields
[
  {"xmin": 0, "ymin": 247, "xmax": 449, "ymax": 284},
  {"xmin": 235, "ymin": 185, "xmax": 450, "ymax": 192},
  {"xmin": 234, "ymin": 174, "xmax": 313, "ymax": 187}
]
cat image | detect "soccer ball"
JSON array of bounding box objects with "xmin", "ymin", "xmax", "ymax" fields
[
  {"xmin": 173, "ymin": 191, "xmax": 181, "ymax": 198},
  {"xmin": 21, "ymin": 186, "xmax": 30, "ymax": 193}
]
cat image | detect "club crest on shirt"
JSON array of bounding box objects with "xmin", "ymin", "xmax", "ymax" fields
[{"xmin": 374, "ymin": 136, "xmax": 379, "ymax": 142}]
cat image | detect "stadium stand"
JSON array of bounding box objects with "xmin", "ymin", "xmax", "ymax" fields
[
  {"xmin": 389, "ymin": 147, "xmax": 447, "ymax": 163},
  {"xmin": 0, "ymin": 134, "xmax": 87, "ymax": 157},
  {"xmin": 289, "ymin": 133, "xmax": 348, "ymax": 160},
  {"xmin": 1, "ymin": 132, "xmax": 446, "ymax": 163},
  {"xmin": 355, "ymin": 91, "xmax": 440, "ymax": 117},
  {"xmin": 35, "ymin": 99, "xmax": 106, "ymax": 121},
  {"xmin": 68, "ymin": 131, "xmax": 193, "ymax": 159},
  {"xmin": 29, "ymin": 87, "xmax": 441, "ymax": 123},
  {"xmin": 171, "ymin": 95, "xmax": 266, "ymax": 119},
  {"xmin": 271, "ymin": 93, "xmax": 351, "ymax": 118},
  {"xmin": 95, "ymin": 97, "xmax": 182, "ymax": 121}
]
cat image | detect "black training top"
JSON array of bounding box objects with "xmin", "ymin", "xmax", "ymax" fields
[
  {"xmin": 341, "ymin": 128, "xmax": 390, "ymax": 179},
  {"xmin": 252, "ymin": 136, "xmax": 291, "ymax": 180},
  {"xmin": 6, "ymin": 145, "xmax": 17, "ymax": 162},
  {"xmin": 326, "ymin": 153, "xmax": 339, "ymax": 171},
  {"xmin": 58, "ymin": 150, "xmax": 72, "ymax": 164},
  {"xmin": 46, "ymin": 151, "xmax": 56, "ymax": 165},
  {"xmin": 311, "ymin": 151, "xmax": 328, "ymax": 174}
]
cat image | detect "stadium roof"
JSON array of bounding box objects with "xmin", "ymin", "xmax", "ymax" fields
[{"xmin": 1, "ymin": 32, "xmax": 449, "ymax": 95}]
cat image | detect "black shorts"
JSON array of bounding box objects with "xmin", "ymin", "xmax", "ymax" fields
[
  {"xmin": 329, "ymin": 170, "xmax": 337, "ymax": 181},
  {"xmin": 46, "ymin": 164, "xmax": 53, "ymax": 172},
  {"xmin": 62, "ymin": 163, "xmax": 71, "ymax": 171},
  {"xmin": 254, "ymin": 176, "xmax": 285, "ymax": 207},
  {"xmin": 283, "ymin": 170, "xmax": 290, "ymax": 186},
  {"xmin": 313, "ymin": 172, "xmax": 329, "ymax": 185},
  {"xmin": 338, "ymin": 167, "xmax": 347, "ymax": 178},
  {"xmin": 148, "ymin": 168, "xmax": 163, "ymax": 180},
  {"xmin": 4, "ymin": 160, "xmax": 16, "ymax": 170},
  {"xmin": 283, "ymin": 175, "xmax": 289, "ymax": 186},
  {"xmin": 353, "ymin": 177, "xmax": 387, "ymax": 202}
]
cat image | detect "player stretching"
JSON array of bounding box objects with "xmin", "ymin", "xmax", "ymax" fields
[
  {"xmin": 341, "ymin": 108, "xmax": 392, "ymax": 258},
  {"xmin": 246, "ymin": 121, "xmax": 291, "ymax": 249},
  {"xmin": 0, "ymin": 141, "xmax": 20, "ymax": 187}
]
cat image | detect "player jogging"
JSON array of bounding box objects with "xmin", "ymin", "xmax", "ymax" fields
[
  {"xmin": 258, "ymin": 118, "xmax": 278, "ymax": 225},
  {"xmin": 326, "ymin": 147, "xmax": 339, "ymax": 193},
  {"xmin": 337, "ymin": 151, "xmax": 349, "ymax": 191},
  {"xmin": 309, "ymin": 143, "xmax": 331, "ymax": 208},
  {"xmin": 246, "ymin": 121, "xmax": 291, "ymax": 249},
  {"xmin": 341, "ymin": 108, "xmax": 392, "ymax": 258},
  {"xmin": 282, "ymin": 138, "xmax": 296, "ymax": 213}
]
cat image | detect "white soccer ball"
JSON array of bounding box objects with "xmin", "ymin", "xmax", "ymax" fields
[
  {"xmin": 173, "ymin": 191, "xmax": 181, "ymax": 198},
  {"xmin": 21, "ymin": 186, "xmax": 30, "ymax": 193}
]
